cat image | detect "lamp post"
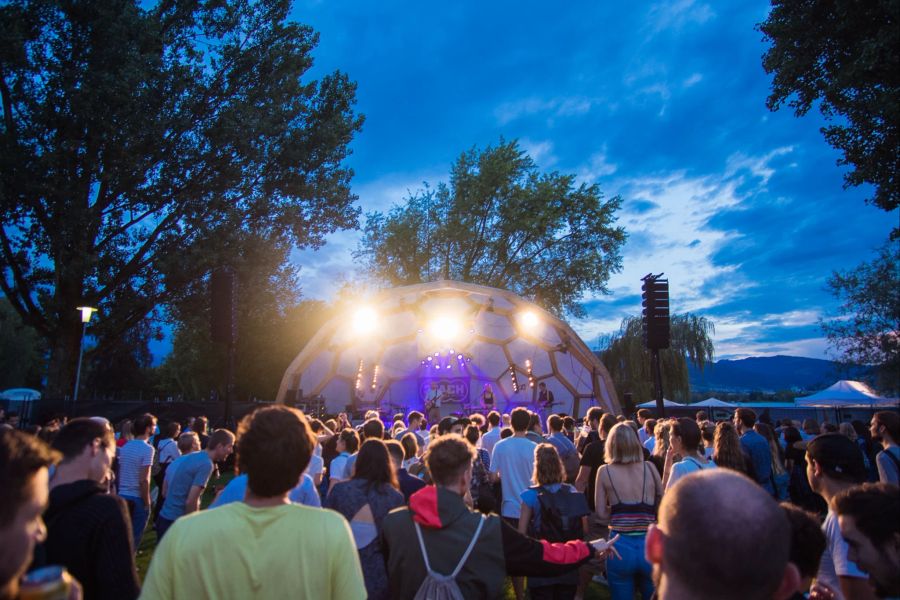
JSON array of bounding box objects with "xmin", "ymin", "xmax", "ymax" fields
[{"xmin": 73, "ymin": 306, "xmax": 97, "ymax": 411}]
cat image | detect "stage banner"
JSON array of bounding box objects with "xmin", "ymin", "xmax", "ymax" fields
[{"xmin": 419, "ymin": 377, "xmax": 470, "ymax": 405}]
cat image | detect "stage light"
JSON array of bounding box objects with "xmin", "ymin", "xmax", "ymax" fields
[
  {"xmin": 457, "ymin": 354, "xmax": 463, "ymax": 360},
  {"xmin": 352, "ymin": 306, "xmax": 378, "ymax": 335},
  {"xmin": 519, "ymin": 310, "xmax": 539, "ymax": 330},
  {"xmin": 429, "ymin": 315, "xmax": 461, "ymax": 341},
  {"xmin": 426, "ymin": 356, "xmax": 433, "ymax": 361}
]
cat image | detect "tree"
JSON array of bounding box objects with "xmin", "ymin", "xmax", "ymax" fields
[
  {"xmin": 758, "ymin": 0, "xmax": 900, "ymax": 236},
  {"xmin": 0, "ymin": 0, "xmax": 363, "ymax": 397},
  {"xmin": 355, "ymin": 139, "xmax": 626, "ymax": 317},
  {"xmin": 0, "ymin": 297, "xmax": 45, "ymax": 389},
  {"xmin": 598, "ymin": 314, "xmax": 715, "ymax": 403},
  {"xmin": 821, "ymin": 242, "xmax": 900, "ymax": 393}
]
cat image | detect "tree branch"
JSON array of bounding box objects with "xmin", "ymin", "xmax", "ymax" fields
[{"xmin": 0, "ymin": 226, "xmax": 49, "ymax": 333}]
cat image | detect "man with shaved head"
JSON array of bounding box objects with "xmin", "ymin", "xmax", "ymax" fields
[{"xmin": 645, "ymin": 469, "xmax": 800, "ymax": 600}]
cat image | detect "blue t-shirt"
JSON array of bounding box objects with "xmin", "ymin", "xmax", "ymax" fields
[
  {"xmin": 546, "ymin": 432, "xmax": 578, "ymax": 459},
  {"xmin": 209, "ymin": 474, "xmax": 321, "ymax": 509},
  {"xmin": 161, "ymin": 450, "xmax": 214, "ymax": 520},
  {"xmin": 740, "ymin": 430, "xmax": 774, "ymax": 493}
]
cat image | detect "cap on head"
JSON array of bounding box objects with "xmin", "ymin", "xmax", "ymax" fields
[{"xmin": 806, "ymin": 433, "xmax": 866, "ymax": 483}]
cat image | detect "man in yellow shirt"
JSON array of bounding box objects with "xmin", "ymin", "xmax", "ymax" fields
[{"xmin": 140, "ymin": 406, "xmax": 366, "ymax": 600}]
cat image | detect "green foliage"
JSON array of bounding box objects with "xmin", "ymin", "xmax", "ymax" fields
[
  {"xmin": 821, "ymin": 242, "xmax": 900, "ymax": 393},
  {"xmin": 355, "ymin": 139, "xmax": 626, "ymax": 317},
  {"xmin": 758, "ymin": 0, "xmax": 900, "ymax": 234},
  {"xmin": 0, "ymin": 0, "xmax": 363, "ymax": 396},
  {"xmin": 599, "ymin": 314, "xmax": 715, "ymax": 403},
  {"xmin": 0, "ymin": 297, "xmax": 45, "ymax": 389}
]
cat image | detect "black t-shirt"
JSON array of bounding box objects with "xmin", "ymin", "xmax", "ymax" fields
[
  {"xmin": 580, "ymin": 440, "xmax": 606, "ymax": 511},
  {"xmin": 577, "ymin": 430, "xmax": 600, "ymax": 455}
]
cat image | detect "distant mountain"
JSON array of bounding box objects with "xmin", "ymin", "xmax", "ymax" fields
[{"xmin": 687, "ymin": 355, "xmax": 867, "ymax": 393}]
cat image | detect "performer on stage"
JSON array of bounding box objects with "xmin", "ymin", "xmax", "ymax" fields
[
  {"xmin": 424, "ymin": 381, "xmax": 445, "ymax": 424},
  {"xmin": 480, "ymin": 383, "xmax": 495, "ymax": 411},
  {"xmin": 537, "ymin": 381, "xmax": 555, "ymax": 419}
]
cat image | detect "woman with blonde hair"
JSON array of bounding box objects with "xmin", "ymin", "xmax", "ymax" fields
[
  {"xmin": 713, "ymin": 421, "xmax": 751, "ymax": 475},
  {"xmin": 595, "ymin": 423, "xmax": 661, "ymax": 600},
  {"xmin": 518, "ymin": 443, "xmax": 591, "ymax": 600},
  {"xmin": 648, "ymin": 420, "xmax": 671, "ymax": 478}
]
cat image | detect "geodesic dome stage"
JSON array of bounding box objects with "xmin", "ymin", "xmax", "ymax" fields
[{"xmin": 275, "ymin": 280, "xmax": 620, "ymax": 418}]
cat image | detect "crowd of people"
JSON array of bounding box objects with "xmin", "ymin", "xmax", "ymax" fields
[{"xmin": 0, "ymin": 403, "xmax": 898, "ymax": 600}]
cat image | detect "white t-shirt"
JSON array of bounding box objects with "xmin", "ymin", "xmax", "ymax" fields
[
  {"xmin": 666, "ymin": 456, "xmax": 716, "ymax": 492},
  {"xmin": 490, "ymin": 436, "xmax": 536, "ymax": 518},
  {"xmin": 816, "ymin": 510, "xmax": 867, "ymax": 593},
  {"xmin": 118, "ymin": 439, "xmax": 154, "ymax": 497},
  {"xmin": 157, "ymin": 438, "xmax": 181, "ymax": 465}
]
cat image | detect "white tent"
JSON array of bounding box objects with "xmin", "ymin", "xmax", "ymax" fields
[
  {"xmin": 795, "ymin": 380, "xmax": 898, "ymax": 408},
  {"xmin": 690, "ymin": 398, "xmax": 736, "ymax": 408},
  {"xmin": 276, "ymin": 280, "xmax": 620, "ymax": 417},
  {"xmin": 0, "ymin": 388, "xmax": 41, "ymax": 401},
  {"xmin": 637, "ymin": 399, "xmax": 684, "ymax": 408}
]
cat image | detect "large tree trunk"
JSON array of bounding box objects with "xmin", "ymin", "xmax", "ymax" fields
[{"xmin": 44, "ymin": 314, "xmax": 83, "ymax": 401}]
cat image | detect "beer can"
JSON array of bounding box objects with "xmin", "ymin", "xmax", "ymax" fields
[{"xmin": 19, "ymin": 565, "xmax": 72, "ymax": 600}]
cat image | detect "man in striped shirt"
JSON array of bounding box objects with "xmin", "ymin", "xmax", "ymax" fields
[{"xmin": 117, "ymin": 412, "xmax": 156, "ymax": 548}]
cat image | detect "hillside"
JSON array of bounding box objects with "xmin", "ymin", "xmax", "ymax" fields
[{"xmin": 686, "ymin": 355, "xmax": 866, "ymax": 393}]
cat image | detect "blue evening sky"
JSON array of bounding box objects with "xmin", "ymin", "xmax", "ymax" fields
[{"xmin": 160, "ymin": 0, "xmax": 897, "ymax": 362}]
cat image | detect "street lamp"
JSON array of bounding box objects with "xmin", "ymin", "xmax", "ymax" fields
[{"xmin": 73, "ymin": 306, "xmax": 97, "ymax": 410}]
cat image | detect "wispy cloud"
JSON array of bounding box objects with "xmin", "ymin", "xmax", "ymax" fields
[
  {"xmin": 579, "ymin": 146, "xmax": 834, "ymax": 357},
  {"xmin": 494, "ymin": 96, "xmax": 594, "ymax": 125},
  {"xmin": 577, "ymin": 151, "xmax": 618, "ymax": 183},
  {"xmin": 519, "ymin": 138, "xmax": 558, "ymax": 168},
  {"xmin": 682, "ymin": 73, "xmax": 703, "ymax": 88},
  {"xmin": 647, "ymin": 0, "xmax": 715, "ymax": 33}
]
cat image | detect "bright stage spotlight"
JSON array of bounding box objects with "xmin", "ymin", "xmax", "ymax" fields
[
  {"xmin": 429, "ymin": 315, "xmax": 461, "ymax": 341},
  {"xmin": 519, "ymin": 310, "xmax": 539, "ymax": 330},
  {"xmin": 351, "ymin": 306, "xmax": 378, "ymax": 335}
]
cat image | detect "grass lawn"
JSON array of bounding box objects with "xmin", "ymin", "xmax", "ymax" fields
[{"xmin": 135, "ymin": 474, "xmax": 614, "ymax": 600}]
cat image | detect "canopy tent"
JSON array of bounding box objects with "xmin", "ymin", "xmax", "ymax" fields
[
  {"xmin": 637, "ymin": 399, "xmax": 684, "ymax": 408},
  {"xmin": 276, "ymin": 280, "xmax": 620, "ymax": 418},
  {"xmin": 795, "ymin": 380, "xmax": 898, "ymax": 408},
  {"xmin": 0, "ymin": 388, "xmax": 41, "ymax": 401},
  {"xmin": 690, "ymin": 398, "xmax": 736, "ymax": 408}
]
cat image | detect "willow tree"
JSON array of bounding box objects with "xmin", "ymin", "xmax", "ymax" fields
[
  {"xmin": 0, "ymin": 0, "xmax": 363, "ymax": 396},
  {"xmin": 355, "ymin": 139, "xmax": 627, "ymax": 317},
  {"xmin": 599, "ymin": 314, "xmax": 715, "ymax": 403}
]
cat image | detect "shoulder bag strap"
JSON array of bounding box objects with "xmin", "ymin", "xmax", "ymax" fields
[
  {"xmin": 450, "ymin": 515, "xmax": 486, "ymax": 578},
  {"xmin": 884, "ymin": 448, "xmax": 900, "ymax": 472},
  {"xmin": 414, "ymin": 515, "xmax": 486, "ymax": 578},
  {"xmin": 413, "ymin": 521, "xmax": 436, "ymax": 575}
]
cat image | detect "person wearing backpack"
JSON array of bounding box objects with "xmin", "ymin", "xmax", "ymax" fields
[
  {"xmin": 546, "ymin": 415, "xmax": 580, "ymax": 483},
  {"xmin": 381, "ymin": 434, "xmax": 619, "ymax": 600},
  {"xmin": 594, "ymin": 423, "xmax": 663, "ymax": 600},
  {"xmin": 518, "ymin": 443, "xmax": 592, "ymax": 600}
]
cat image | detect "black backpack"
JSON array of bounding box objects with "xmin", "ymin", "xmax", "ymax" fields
[{"xmin": 535, "ymin": 485, "xmax": 590, "ymax": 542}]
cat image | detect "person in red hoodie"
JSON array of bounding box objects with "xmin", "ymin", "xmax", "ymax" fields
[{"xmin": 381, "ymin": 434, "xmax": 618, "ymax": 599}]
